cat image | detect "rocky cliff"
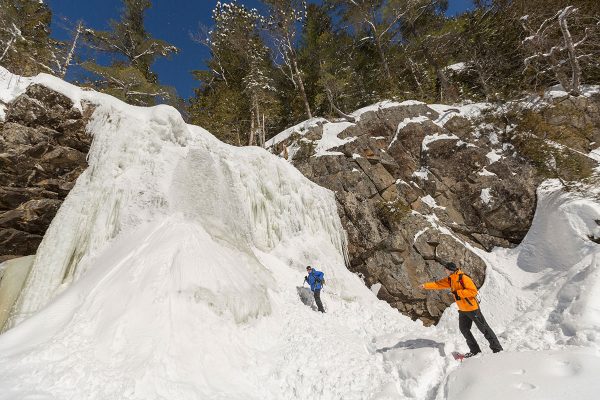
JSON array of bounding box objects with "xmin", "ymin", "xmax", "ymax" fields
[
  {"xmin": 269, "ymin": 92, "xmax": 600, "ymax": 324},
  {"xmin": 0, "ymin": 84, "xmax": 92, "ymax": 262},
  {"xmin": 1, "ymin": 74, "xmax": 598, "ymax": 326}
]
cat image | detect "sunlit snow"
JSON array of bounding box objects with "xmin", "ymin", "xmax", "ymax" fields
[{"xmin": 1, "ymin": 68, "xmax": 600, "ymax": 400}]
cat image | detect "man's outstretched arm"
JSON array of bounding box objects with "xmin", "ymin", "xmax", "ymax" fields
[{"xmin": 421, "ymin": 278, "xmax": 451, "ymax": 290}]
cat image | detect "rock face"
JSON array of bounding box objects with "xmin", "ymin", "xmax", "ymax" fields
[
  {"xmin": 271, "ymin": 97, "xmax": 599, "ymax": 325},
  {"xmin": 2, "ymin": 80, "xmax": 598, "ymax": 326},
  {"xmin": 0, "ymin": 85, "xmax": 92, "ymax": 262}
]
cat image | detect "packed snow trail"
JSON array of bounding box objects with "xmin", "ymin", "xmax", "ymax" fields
[{"xmin": 1, "ymin": 67, "xmax": 600, "ymax": 399}]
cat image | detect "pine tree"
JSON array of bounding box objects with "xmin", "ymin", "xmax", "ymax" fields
[
  {"xmin": 83, "ymin": 0, "xmax": 178, "ymax": 106},
  {"xmin": 326, "ymin": 1, "xmax": 387, "ymax": 86},
  {"xmin": 397, "ymin": 1, "xmax": 460, "ymax": 102},
  {"xmin": 298, "ymin": 4, "xmax": 361, "ymax": 120},
  {"xmin": 0, "ymin": 0, "xmax": 59, "ymax": 76},
  {"xmin": 190, "ymin": 1, "xmax": 280, "ymax": 146}
]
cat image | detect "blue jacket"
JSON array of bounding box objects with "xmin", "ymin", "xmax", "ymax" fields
[{"xmin": 305, "ymin": 269, "xmax": 324, "ymax": 291}]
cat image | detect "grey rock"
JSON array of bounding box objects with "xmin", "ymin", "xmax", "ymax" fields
[{"xmin": 272, "ymin": 94, "xmax": 600, "ymax": 324}]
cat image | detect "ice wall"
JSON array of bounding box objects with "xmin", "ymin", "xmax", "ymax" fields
[
  {"xmin": 0, "ymin": 256, "xmax": 34, "ymax": 329},
  {"xmin": 2, "ymin": 72, "xmax": 346, "ymax": 329}
]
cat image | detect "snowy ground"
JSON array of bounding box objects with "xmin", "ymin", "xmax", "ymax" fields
[{"xmin": 1, "ymin": 67, "xmax": 600, "ymax": 399}]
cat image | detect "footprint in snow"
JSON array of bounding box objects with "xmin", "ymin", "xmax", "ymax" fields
[{"xmin": 514, "ymin": 382, "xmax": 537, "ymax": 391}]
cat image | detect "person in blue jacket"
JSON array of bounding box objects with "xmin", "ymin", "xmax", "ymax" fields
[{"xmin": 304, "ymin": 266, "xmax": 325, "ymax": 312}]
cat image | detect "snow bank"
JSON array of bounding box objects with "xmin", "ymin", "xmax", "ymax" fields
[
  {"xmin": 421, "ymin": 195, "xmax": 445, "ymax": 210},
  {"xmin": 480, "ymin": 188, "xmax": 492, "ymax": 204},
  {"xmin": 422, "ymin": 132, "xmax": 460, "ymax": 151},
  {"xmin": 517, "ymin": 182, "xmax": 600, "ymax": 273},
  {"xmin": 351, "ymin": 100, "xmax": 404, "ymax": 119},
  {"xmin": 486, "ymin": 150, "xmax": 502, "ymax": 163},
  {"xmin": 443, "ymin": 350, "xmax": 600, "ymax": 400},
  {"xmin": 429, "ymin": 103, "xmax": 490, "ymax": 127},
  {"xmin": 389, "ymin": 116, "xmax": 431, "ymax": 148},
  {"xmin": 444, "ymin": 62, "xmax": 468, "ymax": 72},
  {"xmin": 265, "ymin": 117, "xmax": 328, "ymax": 148}
]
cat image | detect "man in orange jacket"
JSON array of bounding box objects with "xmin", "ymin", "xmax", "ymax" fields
[{"xmin": 421, "ymin": 261, "xmax": 503, "ymax": 357}]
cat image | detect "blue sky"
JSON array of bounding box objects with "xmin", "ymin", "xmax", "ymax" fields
[{"xmin": 47, "ymin": 0, "xmax": 473, "ymax": 99}]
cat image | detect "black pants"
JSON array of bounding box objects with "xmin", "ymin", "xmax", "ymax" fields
[
  {"xmin": 459, "ymin": 309, "xmax": 502, "ymax": 353},
  {"xmin": 313, "ymin": 289, "xmax": 325, "ymax": 313}
]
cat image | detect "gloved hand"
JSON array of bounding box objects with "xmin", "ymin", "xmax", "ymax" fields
[{"xmin": 452, "ymin": 291, "xmax": 461, "ymax": 300}]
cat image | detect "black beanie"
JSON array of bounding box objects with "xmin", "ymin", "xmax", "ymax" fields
[{"xmin": 444, "ymin": 262, "xmax": 457, "ymax": 271}]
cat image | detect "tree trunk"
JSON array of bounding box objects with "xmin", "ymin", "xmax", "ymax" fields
[
  {"xmin": 235, "ymin": 128, "xmax": 241, "ymax": 146},
  {"xmin": 474, "ymin": 60, "xmax": 491, "ymax": 101},
  {"xmin": 291, "ymin": 54, "xmax": 312, "ymax": 119},
  {"xmin": 255, "ymin": 100, "xmax": 264, "ymax": 148},
  {"xmin": 407, "ymin": 57, "xmax": 425, "ymax": 98},
  {"xmin": 61, "ymin": 21, "xmax": 83, "ymax": 78},
  {"xmin": 558, "ymin": 6, "xmax": 582, "ymax": 96},
  {"xmin": 375, "ymin": 35, "xmax": 393, "ymax": 84},
  {"xmin": 421, "ymin": 45, "xmax": 454, "ymax": 102},
  {"xmin": 0, "ymin": 37, "xmax": 16, "ymax": 62},
  {"xmin": 261, "ymin": 113, "xmax": 266, "ymax": 148},
  {"xmin": 249, "ymin": 108, "xmax": 255, "ymax": 146},
  {"xmin": 325, "ymin": 87, "xmax": 356, "ymax": 123}
]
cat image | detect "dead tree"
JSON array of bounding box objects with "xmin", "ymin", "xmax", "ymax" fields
[
  {"xmin": 521, "ymin": 6, "xmax": 595, "ymax": 96},
  {"xmin": 60, "ymin": 20, "xmax": 84, "ymax": 78}
]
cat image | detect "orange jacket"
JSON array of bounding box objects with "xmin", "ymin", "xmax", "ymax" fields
[{"xmin": 423, "ymin": 270, "xmax": 479, "ymax": 312}]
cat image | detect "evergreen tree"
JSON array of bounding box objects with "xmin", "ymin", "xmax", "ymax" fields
[
  {"xmin": 187, "ymin": 0, "xmax": 600, "ymax": 142},
  {"xmin": 326, "ymin": 0, "xmax": 392, "ymax": 88},
  {"xmin": 397, "ymin": 1, "xmax": 457, "ymax": 102},
  {"xmin": 298, "ymin": 3, "xmax": 362, "ymax": 119},
  {"xmin": 190, "ymin": 1, "xmax": 280, "ymax": 146},
  {"xmin": 83, "ymin": 0, "xmax": 178, "ymax": 106},
  {"xmin": 0, "ymin": 0, "xmax": 59, "ymax": 76}
]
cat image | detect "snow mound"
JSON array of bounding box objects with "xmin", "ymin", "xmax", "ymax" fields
[
  {"xmin": 517, "ymin": 182, "xmax": 600, "ymax": 273},
  {"xmin": 544, "ymin": 84, "xmax": 600, "ymax": 99},
  {"xmin": 444, "ymin": 350, "xmax": 600, "ymax": 400}
]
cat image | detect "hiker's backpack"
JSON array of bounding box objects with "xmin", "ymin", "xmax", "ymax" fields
[{"xmin": 448, "ymin": 273, "xmax": 481, "ymax": 305}]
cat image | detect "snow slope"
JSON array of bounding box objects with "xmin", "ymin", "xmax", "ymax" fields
[
  {"xmin": 0, "ymin": 67, "xmax": 423, "ymax": 399},
  {"xmin": 1, "ymin": 67, "xmax": 600, "ymax": 399}
]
